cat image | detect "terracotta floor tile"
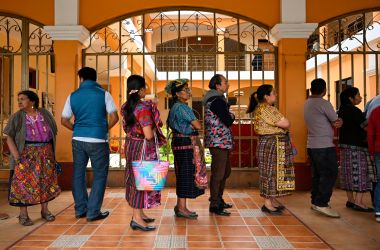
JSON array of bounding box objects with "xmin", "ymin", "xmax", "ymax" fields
[
  {"xmin": 93, "ymin": 224, "xmax": 129, "ymax": 235},
  {"xmin": 248, "ymin": 226, "xmax": 266, "ymax": 236},
  {"xmin": 277, "ymin": 225, "xmax": 315, "ymax": 237},
  {"xmin": 11, "ymin": 247, "xmax": 46, "ymax": 250},
  {"xmin": 157, "ymin": 225, "xmax": 173, "ymax": 235},
  {"xmin": 221, "ymin": 236, "xmax": 255, "ymax": 242},
  {"xmin": 64, "ymin": 225, "xmax": 85, "ymax": 235},
  {"xmin": 31, "ymin": 225, "xmax": 71, "ymax": 235},
  {"xmin": 159, "ymin": 217, "xmax": 174, "ymax": 224},
  {"xmin": 187, "ymin": 235, "xmax": 220, "ymax": 241},
  {"xmin": 172, "ymin": 226, "xmax": 186, "ymax": 235},
  {"xmin": 215, "ymin": 216, "xmax": 246, "ymax": 225},
  {"xmin": 187, "ymin": 241, "xmax": 223, "ymax": 248},
  {"xmin": 256, "ymin": 217, "xmax": 273, "ymax": 225},
  {"xmin": 103, "ymin": 215, "xmax": 131, "ymax": 224},
  {"xmin": 269, "ymin": 216, "xmax": 303, "ymax": 225},
  {"xmin": 49, "ymin": 215, "xmax": 78, "ymax": 225},
  {"xmin": 89, "ymin": 235, "xmax": 122, "ymax": 241},
  {"xmin": 23, "ymin": 235, "xmax": 58, "ymax": 241},
  {"xmin": 262, "ymin": 225, "xmax": 282, "ymax": 236},
  {"xmin": 79, "ymin": 225, "xmax": 99, "ymax": 235},
  {"xmin": 187, "ymin": 225, "xmax": 218, "ymax": 235},
  {"xmin": 81, "ymin": 240, "xmax": 120, "ymax": 248},
  {"xmin": 218, "ymin": 225, "xmax": 251, "ymax": 236},
  {"xmin": 15, "ymin": 240, "xmax": 53, "ymax": 247},
  {"xmin": 223, "ymin": 241, "xmax": 259, "ymax": 249},
  {"xmin": 119, "ymin": 240, "xmax": 155, "ymax": 248},
  {"xmin": 121, "ymin": 235, "xmax": 156, "ymax": 242},
  {"xmin": 187, "ymin": 216, "xmax": 216, "ymax": 225},
  {"xmin": 243, "ymin": 217, "xmax": 259, "ymax": 225}
]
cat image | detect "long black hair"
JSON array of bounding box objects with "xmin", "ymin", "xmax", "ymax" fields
[
  {"xmin": 246, "ymin": 84, "xmax": 273, "ymax": 113},
  {"xmin": 340, "ymin": 87, "xmax": 359, "ymax": 107},
  {"xmin": 123, "ymin": 75, "xmax": 146, "ymax": 126}
]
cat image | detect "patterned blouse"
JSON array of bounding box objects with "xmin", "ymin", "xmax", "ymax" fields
[
  {"xmin": 253, "ymin": 103, "xmax": 286, "ymax": 135},
  {"xmin": 168, "ymin": 102, "xmax": 196, "ymax": 135},
  {"xmin": 25, "ymin": 111, "xmax": 53, "ymax": 142}
]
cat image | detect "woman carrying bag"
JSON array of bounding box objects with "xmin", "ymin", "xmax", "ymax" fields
[
  {"xmin": 121, "ymin": 75, "xmax": 166, "ymax": 231},
  {"xmin": 166, "ymin": 79, "xmax": 206, "ymax": 219}
]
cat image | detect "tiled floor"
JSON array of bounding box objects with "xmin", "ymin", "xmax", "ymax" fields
[
  {"xmin": 1, "ymin": 188, "xmax": 380, "ymax": 249},
  {"xmin": 2, "ymin": 188, "xmax": 331, "ymax": 250}
]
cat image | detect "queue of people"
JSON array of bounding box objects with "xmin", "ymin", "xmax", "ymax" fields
[{"xmin": 3, "ymin": 68, "xmax": 379, "ymax": 228}]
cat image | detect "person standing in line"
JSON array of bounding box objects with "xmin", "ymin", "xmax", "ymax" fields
[
  {"xmin": 5, "ymin": 90, "xmax": 60, "ymax": 226},
  {"xmin": 364, "ymin": 95, "xmax": 380, "ymax": 206},
  {"xmin": 338, "ymin": 87, "xmax": 374, "ymax": 212},
  {"xmin": 368, "ymin": 105, "xmax": 380, "ymax": 222},
  {"xmin": 247, "ymin": 84, "xmax": 295, "ymax": 215},
  {"xmin": 121, "ymin": 75, "xmax": 166, "ymax": 231},
  {"xmin": 166, "ymin": 79, "xmax": 206, "ymax": 219},
  {"xmin": 61, "ymin": 67, "xmax": 119, "ymax": 222},
  {"xmin": 203, "ymin": 74, "xmax": 234, "ymax": 216},
  {"xmin": 304, "ymin": 78, "xmax": 342, "ymax": 218}
]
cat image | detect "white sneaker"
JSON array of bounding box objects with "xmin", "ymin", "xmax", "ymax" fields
[
  {"xmin": 376, "ymin": 215, "xmax": 380, "ymax": 223},
  {"xmin": 312, "ymin": 205, "xmax": 340, "ymax": 218}
]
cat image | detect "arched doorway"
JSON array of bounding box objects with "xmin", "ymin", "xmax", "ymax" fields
[
  {"xmin": 306, "ymin": 9, "xmax": 380, "ymax": 109},
  {"xmin": 83, "ymin": 8, "xmax": 278, "ymax": 168},
  {"xmin": 0, "ymin": 14, "xmax": 55, "ymax": 168}
]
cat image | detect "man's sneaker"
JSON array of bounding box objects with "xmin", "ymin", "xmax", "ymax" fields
[
  {"xmin": 376, "ymin": 214, "xmax": 380, "ymax": 223},
  {"xmin": 311, "ymin": 205, "xmax": 340, "ymax": 218}
]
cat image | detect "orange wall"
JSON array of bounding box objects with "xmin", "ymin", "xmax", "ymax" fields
[
  {"xmin": 0, "ymin": 1, "xmax": 54, "ymax": 25},
  {"xmin": 80, "ymin": 0, "xmax": 280, "ymax": 30},
  {"xmin": 307, "ymin": 0, "xmax": 380, "ymax": 24}
]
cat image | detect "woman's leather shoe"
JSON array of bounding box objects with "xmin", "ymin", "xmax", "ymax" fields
[
  {"xmin": 346, "ymin": 201, "xmax": 355, "ymax": 209},
  {"xmin": 209, "ymin": 206, "xmax": 231, "ymax": 216},
  {"xmin": 143, "ymin": 217, "xmax": 155, "ymax": 223},
  {"xmin": 352, "ymin": 204, "xmax": 374, "ymax": 212},
  {"xmin": 175, "ymin": 210, "xmax": 198, "ymax": 220},
  {"xmin": 275, "ymin": 205, "xmax": 285, "ymax": 211},
  {"xmin": 130, "ymin": 220, "xmax": 156, "ymax": 231},
  {"xmin": 261, "ymin": 205, "xmax": 282, "ymax": 215}
]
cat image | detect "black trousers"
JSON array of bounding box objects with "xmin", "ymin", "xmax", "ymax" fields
[
  {"xmin": 209, "ymin": 148, "xmax": 231, "ymax": 208},
  {"xmin": 307, "ymin": 147, "xmax": 338, "ymax": 207}
]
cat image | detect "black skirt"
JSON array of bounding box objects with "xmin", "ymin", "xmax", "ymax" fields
[{"xmin": 172, "ymin": 136, "xmax": 205, "ymax": 199}]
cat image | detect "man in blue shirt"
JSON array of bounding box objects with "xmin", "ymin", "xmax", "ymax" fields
[{"xmin": 61, "ymin": 67, "xmax": 119, "ymax": 222}]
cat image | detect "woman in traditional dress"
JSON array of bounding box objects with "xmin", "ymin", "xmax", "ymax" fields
[
  {"xmin": 247, "ymin": 84, "xmax": 295, "ymax": 215},
  {"xmin": 338, "ymin": 87, "xmax": 375, "ymax": 212},
  {"xmin": 5, "ymin": 90, "xmax": 60, "ymax": 226},
  {"xmin": 121, "ymin": 75, "xmax": 166, "ymax": 231},
  {"xmin": 166, "ymin": 79, "xmax": 206, "ymax": 219}
]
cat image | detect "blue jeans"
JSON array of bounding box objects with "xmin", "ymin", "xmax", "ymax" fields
[
  {"xmin": 72, "ymin": 140, "xmax": 109, "ymax": 219},
  {"xmin": 374, "ymin": 153, "xmax": 380, "ymax": 214},
  {"xmin": 308, "ymin": 147, "xmax": 339, "ymax": 207}
]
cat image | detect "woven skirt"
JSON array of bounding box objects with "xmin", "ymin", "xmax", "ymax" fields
[
  {"xmin": 9, "ymin": 143, "xmax": 61, "ymax": 206},
  {"xmin": 339, "ymin": 144, "xmax": 374, "ymax": 192}
]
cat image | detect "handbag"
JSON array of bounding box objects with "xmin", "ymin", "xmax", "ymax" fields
[{"xmin": 132, "ymin": 134, "xmax": 170, "ymax": 191}]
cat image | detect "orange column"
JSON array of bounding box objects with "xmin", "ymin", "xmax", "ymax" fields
[
  {"xmin": 277, "ymin": 38, "xmax": 310, "ymax": 190},
  {"xmin": 54, "ymin": 41, "xmax": 83, "ymax": 162}
]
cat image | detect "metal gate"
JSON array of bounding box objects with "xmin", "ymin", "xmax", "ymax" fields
[
  {"xmin": 307, "ymin": 9, "xmax": 380, "ymax": 109},
  {"xmin": 83, "ymin": 8, "xmax": 278, "ymax": 168},
  {"xmin": 0, "ymin": 14, "xmax": 55, "ymax": 168}
]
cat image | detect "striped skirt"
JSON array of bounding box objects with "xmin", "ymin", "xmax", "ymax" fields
[
  {"xmin": 256, "ymin": 134, "xmax": 295, "ymax": 198},
  {"xmin": 124, "ymin": 137, "xmax": 161, "ymax": 209},
  {"xmin": 172, "ymin": 136, "xmax": 205, "ymax": 199},
  {"xmin": 9, "ymin": 143, "xmax": 61, "ymax": 206},
  {"xmin": 339, "ymin": 144, "xmax": 375, "ymax": 192}
]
